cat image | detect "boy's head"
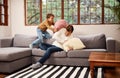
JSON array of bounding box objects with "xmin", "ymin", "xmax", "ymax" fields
[
  {"xmin": 46, "ymin": 13, "xmax": 54, "ymax": 23},
  {"xmin": 65, "ymin": 25, "xmax": 74, "ymax": 36}
]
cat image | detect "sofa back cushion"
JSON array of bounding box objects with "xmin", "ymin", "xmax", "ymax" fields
[
  {"xmin": 13, "ymin": 34, "xmax": 37, "ymax": 47},
  {"xmin": 78, "ymin": 33, "xmax": 106, "ymax": 49}
]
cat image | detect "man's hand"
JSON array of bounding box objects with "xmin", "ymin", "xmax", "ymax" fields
[{"xmin": 68, "ymin": 46, "xmax": 73, "ymax": 51}]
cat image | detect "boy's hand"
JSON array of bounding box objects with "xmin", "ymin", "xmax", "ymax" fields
[{"xmin": 53, "ymin": 28, "xmax": 57, "ymax": 33}]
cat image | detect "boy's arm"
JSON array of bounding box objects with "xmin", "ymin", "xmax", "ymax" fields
[
  {"xmin": 38, "ymin": 21, "xmax": 48, "ymax": 32},
  {"xmin": 48, "ymin": 26, "xmax": 55, "ymax": 32},
  {"xmin": 45, "ymin": 22, "xmax": 55, "ymax": 32}
]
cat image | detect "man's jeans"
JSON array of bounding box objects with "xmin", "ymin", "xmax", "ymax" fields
[
  {"xmin": 39, "ymin": 43, "xmax": 63, "ymax": 64},
  {"xmin": 31, "ymin": 28, "xmax": 52, "ymax": 46}
]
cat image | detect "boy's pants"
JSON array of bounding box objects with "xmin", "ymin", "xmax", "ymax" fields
[{"xmin": 31, "ymin": 28, "xmax": 52, "ymax": 46}]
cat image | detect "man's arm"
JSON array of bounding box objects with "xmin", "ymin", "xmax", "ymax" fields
[{"xmin": 52, "ymin": 28, "xmax": 66, "ymax": 42}]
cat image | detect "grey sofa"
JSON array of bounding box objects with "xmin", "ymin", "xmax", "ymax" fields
[{"xmin": 0, "ymin": 33, "xmax": 115, "ymax": 73}]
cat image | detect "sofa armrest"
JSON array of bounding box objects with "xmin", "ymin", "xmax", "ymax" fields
[
  {"xmin": 106, "ymin": 37, "xmax": 116, "ymax": 52},
  {"xmin": 0, "ymin": 37, "xmax": 13, "ymax": 47}
]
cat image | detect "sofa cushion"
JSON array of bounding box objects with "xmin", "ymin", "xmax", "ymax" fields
[
  {"xmin": 32, "ymin": 48, "xmax": 67, "ymax": 58},
  {"xmin": 0, "ymin": 37, "xmax": 13, "ymax": 47},
  {"xmin": 78, "ymin": 33, "xmax": 106, "ymax": 49},
  {"xmin": 13, "ymin": 34, "xmax": 37, "ymax": 47},
  {"xmin": 67, "ymin": 49, "xmax": 106, "ymax": 58},
  {"xmin": 0, "ymin": 47, "xmax": 32, "ymax": 61}
]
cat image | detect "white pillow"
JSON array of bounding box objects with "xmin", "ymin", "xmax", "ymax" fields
[{"xmin": 63, "ymin": 38, "xmax": 86, "ymax": 52}]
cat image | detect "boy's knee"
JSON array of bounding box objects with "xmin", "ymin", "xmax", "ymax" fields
[{"xmin": 38, "ymin": 38, "xmax": 43, "ymax": 43}]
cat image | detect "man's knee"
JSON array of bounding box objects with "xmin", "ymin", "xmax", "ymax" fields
[{"xmin": 47, "ymin": 48, "xmax": 53, "ymax": 53}]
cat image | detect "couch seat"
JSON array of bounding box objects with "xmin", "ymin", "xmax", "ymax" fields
[
  {"xmin": 32, "ymin": 48, "xmax": 67, "ymax": 58},
  {"xmin": 0, "ymin": 47, "xmax": 32, "ymax": 61},
  {"xmin": 67, "ymin": 49, "xmax": 107, "ymax": 58}
]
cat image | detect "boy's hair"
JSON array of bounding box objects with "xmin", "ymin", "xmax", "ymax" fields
[
  {"xmin": 46, "ymin": 13, "xmax": 54, "ymax": 19},
  {"xmin": 66, "ymin": 25, "xmax": 74, "ymax": 33}
]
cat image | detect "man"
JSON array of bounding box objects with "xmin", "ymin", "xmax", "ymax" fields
[{"xmin": 31, "ymin": 25, "xmax": 74, "ymax": 69}]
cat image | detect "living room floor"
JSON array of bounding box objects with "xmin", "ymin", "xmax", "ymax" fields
[
  {"xmin": 0, "ymin": 67, "xmax": 120, "ymax": 78},
  {"xmin": 104, "ymin": 67, "xmax": 120, "ymax": 78}
]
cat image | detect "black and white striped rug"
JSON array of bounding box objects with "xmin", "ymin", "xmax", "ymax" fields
[{"xmin": 6, "ymin": 65, "xmax": 103, "ymax": 78}]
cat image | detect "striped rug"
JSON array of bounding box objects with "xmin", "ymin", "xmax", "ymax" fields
[{"xmin": 6, "ymin": 65, "xmax": 103, "ymax": 78}]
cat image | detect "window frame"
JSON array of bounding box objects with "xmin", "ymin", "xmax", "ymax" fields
[
  {"xmin": 24, "ymin": 0, "xmax": 118, "ymax": 26},
  {"xmin": 0, "ymin": 0, "xmax": 8, "ymax": 26}
]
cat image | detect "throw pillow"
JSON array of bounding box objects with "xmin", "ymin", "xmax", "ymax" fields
[
  {"xmin": 54, "ymin": 19, "xmax": 68, "ymax": 31},
  {"xmin": 63, "ymin": 38, "xmax": 86, "ymax": 52}
]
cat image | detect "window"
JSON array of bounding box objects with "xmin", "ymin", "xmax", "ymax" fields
[
  {"xmin": 41, "ymin": 0, "xmax": 61, "ymax": 22},
  {"xmin": 80, "ymin": 0, "xmax": 102, "ymax": 24},
  {"xmin": 25, "ymin": 0, "xmax": 40, "ymax": 25},
  {"xmin": 104, "ymin": 0, "xmax": 119, "ymax": 23},
  {"xmin": 64, "ymin": 0, "xmax": 78, "ymax": 24},
  {"xmin": 25, "ymin": 0, "xmax": 119, "ymax": 25},
  {"xmin": 0, "ymin": 0, "xmax": 8, "ymax": 26}
]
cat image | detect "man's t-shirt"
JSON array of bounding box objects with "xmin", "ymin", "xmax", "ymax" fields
[{"xmin": 52, "ymin": 28, "xmax": 73, "ymax": 49}]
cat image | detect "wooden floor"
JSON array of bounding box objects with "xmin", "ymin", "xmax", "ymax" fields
[
  {"xmin": 0, "ymin": 74, "xmax": 6, "ymax": 78},
  {"xmin": 0, "ymin": 67, "xmax": 120, "ymax": 78},
  {"xmin": 104, "ymin": 67, "xmax": 120, "ymax": 78}
]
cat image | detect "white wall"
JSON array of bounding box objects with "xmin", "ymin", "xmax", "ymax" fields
[
  {"xmin": 0, "ymin": 0, "xmax": 11, "ymax": 37},
  {"xmin": 10, "ymin": 0, "xmax": 37, "ymax": 36},
  {"xmin": 10, "ymin": 0, "xmax": 120, "ymax": 52},
  {"xmin": 0, "ymin": 26, "xmax": 11, "ymax": 37}
]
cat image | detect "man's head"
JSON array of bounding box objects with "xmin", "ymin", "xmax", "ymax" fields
[
  {"xmin": 65, "ymin": 25, "xmax": 74, "ymax": 36},
  {"xmin": 46, "ymin": 13, "xmax": 54, "ymax": 24}
]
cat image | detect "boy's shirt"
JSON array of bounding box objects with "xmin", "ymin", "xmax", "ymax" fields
[
  {"xmin": 52, "ymin": 28, "xmax": 73, "ymax": 49},
  {"xmin": 38, "ymin": 19, "xmax": 54, "ymax": 32}
]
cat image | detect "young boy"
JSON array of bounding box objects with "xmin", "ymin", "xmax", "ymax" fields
[
  {"xmin": 31, "ymin": 25, "xmax": 74, "ymax": 69},
  {"xmin": 29, "ymin": 13, "xmax": 55, "ymax": 48}
]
